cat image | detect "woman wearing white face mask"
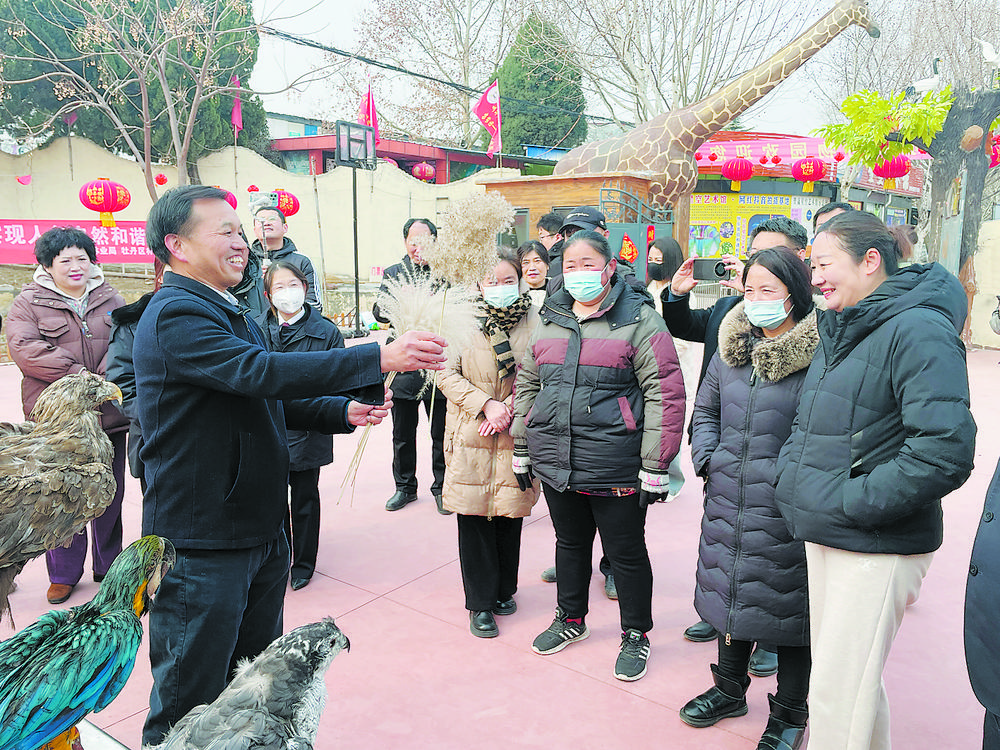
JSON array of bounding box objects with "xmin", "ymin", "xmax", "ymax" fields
[
  {"xmin": 511, "ymin": 231, "xmax": 685, "ymax": 681},
  {"xmin": 436, "ymin": 249, "xmax": 540, "ymax": 638},
  {"xmin": 682, "ymin": 247, "xmax": 818, "ymax": 749},
  {"xmin": 257, "ymin": 260, "xmax": 345, "ymax": 591}
]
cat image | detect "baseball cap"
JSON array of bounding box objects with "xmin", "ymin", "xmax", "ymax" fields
[{"xmin": 561, "ymin": 206, "xmax": 608, "ymax": 234}]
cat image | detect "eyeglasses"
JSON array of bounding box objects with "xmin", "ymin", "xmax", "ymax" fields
[{"xmin": 538, "ymin": 232, "xmax": 557, "ymax": 240}]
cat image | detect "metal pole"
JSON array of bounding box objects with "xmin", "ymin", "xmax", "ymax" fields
[
  {"xmin": 352, "ymin": 165, "xmax": 362, "ymax": 337},
  {"xmin": 312, "ymin": 174, "xmax": 329, "ymax": 314}
]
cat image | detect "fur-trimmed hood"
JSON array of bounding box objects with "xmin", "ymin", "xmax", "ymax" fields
[{"xmin": 718, "ymin": 302, "xmax": 818, "ymax": 382}]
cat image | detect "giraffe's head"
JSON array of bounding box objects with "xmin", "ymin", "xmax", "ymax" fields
[{"xmin": 844, "ymin": 0, "xmax": 880, "ymax": 38}]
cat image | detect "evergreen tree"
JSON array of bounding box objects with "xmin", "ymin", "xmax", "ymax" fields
[{"xmin": 495, "ymin": 14, "xmax": 587, "ymax": 153}]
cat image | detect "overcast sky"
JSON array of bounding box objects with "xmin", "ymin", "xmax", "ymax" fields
[{"xmin": 250, "ymin": 0, "xmax": 830, "ymax": 139}]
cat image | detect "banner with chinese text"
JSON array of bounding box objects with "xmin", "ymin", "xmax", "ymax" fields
[
  {"xmin": 0, "ymin": 220, "xmax": 152, "ymax": 264},
  {"xmin": 689, "ymin": 194, "xmax": 827, "ymax": 257}
]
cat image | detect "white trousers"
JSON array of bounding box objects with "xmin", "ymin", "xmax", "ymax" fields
[{"xmin": 805, "ymin": 542, "xmax": 934, "ymax": 750}]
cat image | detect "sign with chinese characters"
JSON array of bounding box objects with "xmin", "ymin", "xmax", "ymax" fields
[
  {"xmin": 689, "ymin": 193, "xmax": 828, "ymax": 257},
  {"xmin": 0, "ymin": 220, "xmax": 152, "ymax": 264}
]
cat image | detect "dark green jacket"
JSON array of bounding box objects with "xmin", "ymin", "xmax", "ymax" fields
[{"xmin": 775, "ymin": 263, "xmax": 976, "ymax": 554}]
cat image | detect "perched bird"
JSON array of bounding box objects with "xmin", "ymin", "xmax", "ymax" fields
[
  {"xmin": 0, "ymin": 535, "xmax": 176, "ymax": 750},
  {"xmin": 0, "ymin": 371, "xmax": 123, "ymax": 620},
  {"xmin": 974, "ymin": 37, "xmax": 999, "ymax": 67},
  {"xmin": 905, "ymin": 57, "xmax": 942, "ymax": 97},
  {"xmin": 151, "ymin": 618, "xmax": 351, "ymax": 750}
]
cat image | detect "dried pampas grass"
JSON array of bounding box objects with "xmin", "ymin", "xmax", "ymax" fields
[
  {"xmin": 339, "ymin": 276, "xmax": 483, "ymax": 502},
  {"xmin": 416, "ymin": 191, "xmax": 515, "ymax": 287}
]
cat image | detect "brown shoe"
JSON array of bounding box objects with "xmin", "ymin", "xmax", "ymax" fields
[{"xmin": 46, "ymin": 583, "xmax": 74, "ymax": 605}]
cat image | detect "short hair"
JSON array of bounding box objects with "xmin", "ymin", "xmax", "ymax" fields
[
  {"xmin": 517, "ymin": 240, "xmax": 550, "ymax": 267},
  {"xmin": 264, "ymin": 259, "xmax": 309, "ymax": 293},
  {"xmin": 742, "ymin": 246, "xmax": 815, "ymax": 323},
  {"xmin": 813, "ymin": 201, "xmax": 854, "ymax": 231},
  {"xmin": 254, "ymin": 206, "xmax": 287, "ymax": 224},
  {"xmin": 649, "ymin": 237, "xmax": 684, "ymax": 279},
  {"xmin": 34, "ymin": 227, "xmax": 97, "ymax": 267},
  {"xmin": 749, "ymin": 216, "xmax": 808, "ymax": 250},
  {"xmin": 403, "ymin": 218, "xmax": 437, "ymax": 240},
  {"xmin": 817, "ymin": 211, "xmax": 900, "ymax": 275},
  {"xmin": 564, "ymin": 230, "xmax": 613, "ymax": 261},
  {"xmin": 536, "ymin": 212, "xmax": 564, "ymax": 234},
  {"xmin": 146, "ymin": 185, "xmax": 230, "ymax": 264},
  {"xmin": 497, "ymin": 247, "xmax": 522, "ymax": 279}
]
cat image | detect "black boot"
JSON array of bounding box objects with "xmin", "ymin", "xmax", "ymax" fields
[
  {"xmin": 679, "ymin": 664, "xmax": 751, "ymax": 728},
  {"xmin": 756, "ymin": 693, "xmax": 808, "ymax": 750}
]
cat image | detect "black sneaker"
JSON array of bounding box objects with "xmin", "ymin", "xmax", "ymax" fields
[
  {"xmin": 531, "ymin": 607, "xmax": 589, "ymax": 655},
  {"xmin": 614, "ymin": 629, "xmax": 650, "ymax": 681}
]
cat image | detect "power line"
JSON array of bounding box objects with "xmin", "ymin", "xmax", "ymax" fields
[{"xmin": 257, "ymin": 25, "xmax": 634, "ymax": 129}]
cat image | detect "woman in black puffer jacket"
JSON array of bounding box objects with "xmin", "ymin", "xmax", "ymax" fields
[
  {"xmin": 775, "ymin": 212, "xmax": 975, "ymax": 750},
  {"xmin": 681, "ymin": 248, "xmax": 818, "ymax": 750}
]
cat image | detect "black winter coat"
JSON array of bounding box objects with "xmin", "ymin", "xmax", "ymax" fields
[
  {"xmin": 107, "ymin": 292, "xmax": 154, "ymax": 479},
  {"xmin": 372, "ymin": 255, "xmax": 442, "ymax": 401},
  {"xmin": 775, "ymin": 263, "xmax": 976, "ymax": 555},
  {"xmin": 966, "ymin": 456, "xmax": 1000, "ymax": 716},
  {"xmin": 135, "ymin": 272, "xmax": 384, "ymax": 549},
  {"xmin": 662, "ymin": 289, "xmax": 742, "ymax": 385},
  {"xmin": 257, "ymin": 305, "xmax": 345, "ymax": 471},
  {"xmin": 692, "ymin": 304, "xmax": 818, "ymax": 646}
]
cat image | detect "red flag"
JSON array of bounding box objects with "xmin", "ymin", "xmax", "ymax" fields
[
  {"xmin": 358, "ymin": 82, "xmax": 381, "ymax": 146},
  {"xmin": 231, "ymin": 75, "xmax": 243, "ymax": 136},
  {"xmin": 474, "ymin": 80, "xmax": 502, "ymax": 158}
]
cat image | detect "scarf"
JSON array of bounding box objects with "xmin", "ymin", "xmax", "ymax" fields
[{"xmin": 481, "ymin": 292, "xmax": 532, "ymax": 380}]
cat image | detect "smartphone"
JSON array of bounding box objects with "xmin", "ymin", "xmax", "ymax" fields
[{"xmin": 692, "ymin": 258, "xmax": 731, "ymax": 281}]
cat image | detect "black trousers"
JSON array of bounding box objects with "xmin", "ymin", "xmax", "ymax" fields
[
  {"xmin": 286, "ymin": 467, "xmax": 322, "ymax": 579},
  {"xmin": 390, "ymin": 395, "xmax": 446, "ymax": 495},
  {"xmin": 717, "ymin": 638, "xmax": 811, "ymax": 709},
  {"xmin": 986, "ymin": 710, "xmax": 1000, "ymax": 750},
  {"xmin": 542, "ymin": 483, "xmax": 653, "ymax": 633},
  {"xmin": 143, "ymin": 532, "xmax": 289, "ymax": 746},
  {"xmin": 457, "ymin": 514, "xmax": 523, "ymax": 611}
]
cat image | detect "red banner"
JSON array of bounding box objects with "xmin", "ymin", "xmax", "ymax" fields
[
  {"xmin": 358, "ymin": 82, "xmax": 381, "ymax": 146},
  {"xmin": 0, "ymin": 220, "xmax": 153, "ymax": 264},
  {"xmin": 474, "ymin": 80, "xmax": 502, "ymax": 158}
]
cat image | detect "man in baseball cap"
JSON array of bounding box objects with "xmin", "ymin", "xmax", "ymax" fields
[{"xmin": 561, "ymin": 206, "xmax": 609, "ymax": 237}]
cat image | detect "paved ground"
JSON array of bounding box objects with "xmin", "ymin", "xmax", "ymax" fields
[{"xmin": 0, "ymin": 344, "xmax": 994, "ymax": 750}]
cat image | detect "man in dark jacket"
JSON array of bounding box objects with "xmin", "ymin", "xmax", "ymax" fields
[
  {"xmin": 661, "ymin": 215, "xmax": 808, "ymax": 664},
  {"xmin": 251, "ymin": 206, "xmax": 322, "ymax": 311},
  {"xmin": 136, "ymin": 186, "xmax": 446, "ymax": 746},
  {"xmin": 372, "ymin": 217, "xmax": 448, "ymax": 514}
]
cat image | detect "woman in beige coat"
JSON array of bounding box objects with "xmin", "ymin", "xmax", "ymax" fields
[{"xmin": 438, "ymin": 249, "xmax": 541, "ymax": 639}]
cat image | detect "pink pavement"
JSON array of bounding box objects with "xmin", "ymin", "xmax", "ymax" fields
[{"xmin": 0, "ymin": 347, "xmax": 994, "ymax": 749}]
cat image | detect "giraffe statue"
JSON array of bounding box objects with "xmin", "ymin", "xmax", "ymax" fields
[{"xmin": 553, "ymin": 0, "xmax": 880, "ymax": 208}]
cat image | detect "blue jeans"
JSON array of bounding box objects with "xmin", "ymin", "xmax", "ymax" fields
[{"xmin": 142, "ymin": 532, "xmax": 289, "ymax": 746}]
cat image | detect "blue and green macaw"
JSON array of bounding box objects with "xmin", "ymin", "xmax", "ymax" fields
[{"xmin": 0, "ymin": 535, "xmax": 176, "ymax": 750}]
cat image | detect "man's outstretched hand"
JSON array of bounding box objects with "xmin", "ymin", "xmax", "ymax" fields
[
  {"xmin": 380, "ymin": 331, "xmax": 447, "ymax": 373},
  {"xmin": 347, "ymin": 387, "xmax": 394, "ymax": 427}
]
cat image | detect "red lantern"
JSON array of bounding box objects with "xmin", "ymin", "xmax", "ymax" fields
[
  {"xmin": 834, "ymin": 151, "xmax": 846, "ymax": 162},
  {"xmin": 791, "ymin": 157, "xmax": 827, "ymax": 193},
  {"xmin": 79, "ymin": 177, "xmax": 130, "ymax": 227},
  {"xmin": 247, "ymin": 184, "xmax": 259, "ymax": 192},
  {"xmin": 771, "ymin": 155, "xmax": 781, "ymax": 164},
  {"xmin": 721, "ymin": 157, "xmax": 754, "ymax": 192},
  {"xmin": 214, "ymin": 187, "xmax": 237, "ymax": 209},
  {"xmin": 872, "ymin": 154, "xmax": 911, "ymax": 190},
  {"xmin": 759, "ymin": 156, "xmax": 769, "ymax": 165},
  {"xmin": 695, "ymin": 152, "xmax": 703, "ymax": 161},
  {"xmin": 154, "ymin": 173, "xmax": 168, "ymax": 186},
  {"xmin": 412, "ymin": 162, "xmax": 436, "ymax": 182},
  {"xmin": 989, "ymin": 143, "xmax": 999, "ymax": 169},
  {"xmin": 273, "ymin": 189, "xmax": 300, "ymax": 217},
  {"xmin": 708, "ymin": 153, "xmax": 718, "ymax": 162}
]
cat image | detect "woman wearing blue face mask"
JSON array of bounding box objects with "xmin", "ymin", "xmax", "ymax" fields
[
  {"xmin": 437, "ymin": 249, "xmax": 541, "ymax": 638},
  {"xmin": 511, "ymin": 231, "xmax": 685, "ymax": 681},
  {"xmin": 681, "ymin": 247, "xmax": 818, "ymax": 749}
]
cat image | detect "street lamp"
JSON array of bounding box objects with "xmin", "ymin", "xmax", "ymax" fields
[{"xmin": 335, "ymin": 120, "xmax": 377, "ymax": 337}]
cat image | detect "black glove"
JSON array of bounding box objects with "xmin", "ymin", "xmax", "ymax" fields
[
  {"xmin": 513, "ymin": 444, "xmax": 533, "ymax": 492},
  {"xmin": 637, "ymin": 469, "xmax": 673, "ymax": 508}
]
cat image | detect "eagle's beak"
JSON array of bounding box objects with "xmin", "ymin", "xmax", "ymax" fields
[{"xmin": 104, "ymin": 383, "xmax": 124, "ymax": 406}]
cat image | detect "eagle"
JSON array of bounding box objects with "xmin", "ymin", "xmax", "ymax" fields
[
  {"xmin": 151, "ymin": 618, "xmax": 351, "ymax": 750},
  {"xmin": 0, "ymin": 371, "xmax": 123, "ymax": 620},
  {"xmin": 0, "ymin": 535, "xmax": 176, "ymax": 750}
]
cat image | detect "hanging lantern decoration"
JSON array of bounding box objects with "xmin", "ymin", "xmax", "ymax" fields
[
  {"xmin": 412, "ymin": 162, "xmax": 436, "ymax": 182},
  {"xmin": 759, "ymin": 155, "xmax": 769, "ymax": 165},
  {"xmin": 771, "ymin": 155, "xmax": 781, "ymax": 164},
  {"xmin": 381, "ymin": 157, "xmax": 399, "ymax": 168},
  {"xmin": 989, "ymin": 143, "xmax": 999, "ymax": 169},
  {"xmin": 79, "ymin": 177, "xmax": 131, "ymax": 227},
  {"xmin": 720, "ymin": 157, "xmax": 754, "ymax": 192},
  {"xmin": 214, "ymin": 187, "xmax": 237, "ymax": 209},
  {"xmin": 273, "ymin": 188, "xmax": 300, "ymax": 217},
  {"xmin": 247, "ymin": 184, "xmax": 259, "ymax": 192},
  {"xmin": 834, "ymin": 151, "xmax": 846, "ymax": 162},
  {"xmin": 707, "ymin": 152, "xmax": 718, "ymax": 162},
  {"xmin": 872, "ymin": 154, "xmax": 911, "ymax": 190},
  {"xmin": 154, "ymin": 173, "xmax": 168, "ymax": 186},
  {"xmin": 791, "ymin": 156, "xmax": 826, "ymax": 193},
  {"xmin": 694, "ymin": 152, "xmax": 703, "ymax": 161}
]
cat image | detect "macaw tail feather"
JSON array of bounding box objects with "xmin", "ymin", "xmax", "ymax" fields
[{"xmin": 39, "ymin": 726, "xmax": 82, "ymax": 750}]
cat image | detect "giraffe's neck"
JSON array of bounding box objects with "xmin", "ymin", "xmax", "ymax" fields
[{"xmin": 682, "ymin": 0, "xmax": 875, "ymax": 150}]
